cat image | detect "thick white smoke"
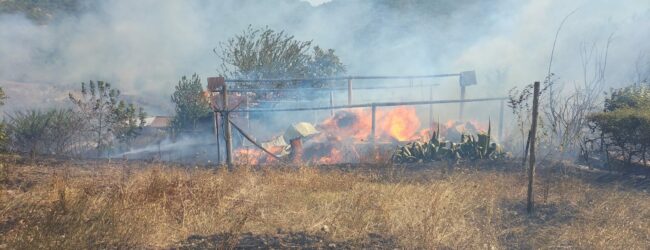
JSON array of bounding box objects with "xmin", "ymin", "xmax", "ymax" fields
[{"xmin": 0, "ymin": 0, "xmax": 648, "ymax": 117}]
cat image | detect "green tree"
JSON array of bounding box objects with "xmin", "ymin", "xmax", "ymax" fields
[
  {"xmin": 216, "ymin": 26, "xmax": 346, "ymax": 89},
  {"xmin": 113, "ymin": 101, "xmax": 146, "ymax": 150},
  {"xmin": 0, "ymin": 87, "xmax": 6, "ymax": 106},
  {"xmin": 0, "ymin": 87, "xmax": 8, "ymax": 149},
  {"xmin": 69, "ymin": 80, "xmax": 145, "ymax": 156},
  {"xmin": 171, "ymin": 74, "xmax": 211, "ymax": 132},
  {"xmin": 588, "ymin": 86, "xmax": 650, "ymax": 166}
]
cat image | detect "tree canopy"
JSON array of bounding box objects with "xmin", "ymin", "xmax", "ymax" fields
[
  {"xmin": 216, "ymin": 26, "xmax": 346, "ymax": 89},
  {"xmin": 170, "ymin": 74, "xmax": 212, "ymax": 132},
  {"xmin": 588, "ymin": 86, "xmax": 650, "ymax": 166}
]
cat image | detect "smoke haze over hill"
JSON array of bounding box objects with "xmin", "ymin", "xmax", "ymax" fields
[{"xmin": 0, "ymin": 0, "xmax": 648, "ymax": 115}]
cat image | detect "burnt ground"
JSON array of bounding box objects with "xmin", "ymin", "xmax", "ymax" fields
[{"xmin": 171, "ymin": 231, "xmax": 398, "ymax": 250}]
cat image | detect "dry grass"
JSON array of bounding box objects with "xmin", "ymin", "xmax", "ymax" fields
[{"xmin": 0, "ymin": 157, "xmax": 648, "ymax": 249}]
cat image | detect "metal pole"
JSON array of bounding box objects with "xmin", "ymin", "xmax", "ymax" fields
[
  {"xmin": 347, "ymin": 78, "xmax": 352, "ymax": 105},
  {"xmin": 429, "ymin": 85, "xmax": 434, "ymax": 129},
  {"xmin": 229, "ymin": 97, "xmax": 508, "ymax": 113},
  {"xmin": 329, "ymin": 90, "xmax": 334, "ymax": 116},
  {"xmin": 213, "ymin": 111, "xmax": 221, "ymax": 164},
  {"xmin": 222, "ymin": 84, "xmax": 233, "ymax": 167},
  {"xmin": 527, "ymin": 81, "xmax": 541, "ymax": 214},
  {"xmin": 371, "ymin": 103, "xmax": 377, "ymax": 143},
  {"xmin": 499, "ymin": 99, "xmax": 505, "ymax": 141},
  {"xmin": 459, "ymin": 85, "xmax": 466, "ymax": 121},
  {"xmin": 245, "ymin": 93, "xmax": 250, "ymax": 130}
]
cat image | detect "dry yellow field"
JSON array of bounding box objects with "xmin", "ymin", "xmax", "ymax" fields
[{"xmin": 0, "ymin": 156, "xmax": 648, "ymax": 249}]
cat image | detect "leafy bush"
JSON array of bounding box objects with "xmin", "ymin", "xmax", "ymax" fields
[
  {"xmin": 7, "ymin": 110, "xmax": 52, "ymax": 156},
  {"xmin": 171, "ymin": 74, "xmax": 211, "ymax": 133},
  {"xmin": 6, "ymin": 109, "xmax": 84, "ymax": 156},
  {"xmin": 588, "ymin": 86, "xmax": 650, "ymax": 166},
  {"xmin": 69, "ymin": 80, "xmax": 145, "ymax": 156},
  {"xmin": 216, "ymin": 26, "xmax": 346, "ymax": 89}
]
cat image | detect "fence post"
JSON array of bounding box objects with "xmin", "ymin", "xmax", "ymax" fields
[
  {"xmin": 499, "ymin": 99, "xmax": 505, "ymax": 140},
  {"xmin": 347, "ymin": 77, "xmax": 352, "ymax": 105},
  {"xmin": 222, "ymin": 83, "xmax": 233, "ymax": 168},
  {"xmin": 459, "ymin": 85, "xmax": 466, "ymax": 121},
  {"xmin": 527, "ymin": 81, "xmax": 540, "ymax": 214},
  {"xmin": 213, "ymin": 111, "xmax": 221, "ymax": 164},
  {"xmin": 245, "ymin": 92, "xmax": 250, "ymax": 130},
  {"xmin": 371, "ymin": 103, "xmax": 377, "ymax": 143},
  {"xmin": 330, "ymin": 90, "xmax": 334, "ymax": 116},
  {"xmin": 429, "ymin": 85, "xmax": 434, "ymax": 129}
]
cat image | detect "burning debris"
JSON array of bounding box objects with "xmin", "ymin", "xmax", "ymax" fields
[
  {"xmin": 234, "ymin": 108, "xmax": 505, "ymax": 165},
  {"xmin": 319, "ymin": 107, "xmax": 421, "ymax": 142},
  {"xmin": 233, "ymin": 106, "xmax": 422, "ymax": 164}
]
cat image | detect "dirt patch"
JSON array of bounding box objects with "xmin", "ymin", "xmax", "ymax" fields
[{"xmin": 172, "ymin": 231, "xmax": 398, "ymax": 249}]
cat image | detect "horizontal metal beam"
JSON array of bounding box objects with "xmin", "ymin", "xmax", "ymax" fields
[
  {"xmin": 223, "ymin": 73, "xmax": 460, "ymax": 83},
  {"xmin": 224, "ymin": 97, "xmax": 508, "ymax": 113},
  {"xmin": 225, "ymin": 83, "xmax": 441, "ymax": 93}
]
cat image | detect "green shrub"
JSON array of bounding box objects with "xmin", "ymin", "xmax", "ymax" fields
[
  {"xmin": 6, "ymin": 109, "xmax": 84, "ymax": 156},
  {"xmin": 588, "ymin": 86, "xmax": 650, "ymax": 166}
]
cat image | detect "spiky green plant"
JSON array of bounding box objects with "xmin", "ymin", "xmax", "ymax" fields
[{"xmin": 392, "ymin": 120, "xmax": 506, "ymax": 164}]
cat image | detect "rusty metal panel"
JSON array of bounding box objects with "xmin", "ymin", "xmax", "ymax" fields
[{"xmin": 207, "ymin": 76, "xmax": 225, "ymax": 91}]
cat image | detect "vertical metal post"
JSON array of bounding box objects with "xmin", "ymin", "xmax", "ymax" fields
[
  {"xmin": 371, "ymin": 104, "xmax": 376, "ymax": 143},
  {"xmin": 459, "ymin": 85, "xmax": 466, "ymax": 121},
  {"xmin": 213, "ymin": 110, "xmax": 221, "ymax": 164},
  {"xmin": 429, "ymin": 85, "xmax": 434, "ymax": 129},
  {"xmin": 498, "ymin": 99, "xmax": 505, "ymax": 141},
  {"xmin": 527, "ymin": 81, "xmax": 541, "ymax": 214},
  {"xmin": 245, "ymin": 92, "xmax": 250, "ymax": 130},
  {"xmin": 329, "ymin": 90, "xmax": 334, "ymax": 116},
  {"xmin": 347, "ymin": 78, "xmax": 352, "ymax": 105},
  {"xmin": 222, "ymin": 84, "xmax": 233, "ymax": 167}
]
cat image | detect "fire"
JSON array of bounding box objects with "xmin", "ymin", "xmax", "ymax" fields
[
  {"xmin": 233, "ymin": 106, "xmax": 495, "ymax": 165},
  {"xmin": 314, "ymin": 147, "xmax": 342, "ymax": 164},
  {"xmin": 235, "ymin": 148, "xmax": 279, "ymax": 165},
  {"xmin": 319, "ymin": 106, "xmax": 421, "ymax": 142},
  {"xmin": 379, "ymin": 106, "xmax": 421, "ymax": 141}
]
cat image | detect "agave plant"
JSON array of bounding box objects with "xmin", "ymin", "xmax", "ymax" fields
[{"xmin": 392, "ymin": 120, "xmax": 506, "ymax": 164}]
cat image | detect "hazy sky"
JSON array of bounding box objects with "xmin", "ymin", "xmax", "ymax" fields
[
  {"xmin": 0, "ymin": 0, "xmax": 648, "ymax": 118},
  {"xmin": 302, "ymin": 0, "xmax": 331, "ymax": 6}
]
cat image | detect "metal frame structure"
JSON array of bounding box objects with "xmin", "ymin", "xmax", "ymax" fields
[{"xmin": 207, "ymin": 71, "xmax": 506, "ymax": 166}]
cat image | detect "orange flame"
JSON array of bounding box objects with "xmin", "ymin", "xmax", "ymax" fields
[
  {"xmin": 235, "ymin": 148, "xmax": 280, "ymax": 165},
  {"xmin": 266, "ymin": 106, "xmax": 421, "ymax": 164},
  {"xmin": 319, "ymin": 106, "xmax": 420, "ymax": 142},
  {"xmin": 379, "ymin": 106, "xmax": 421, "ymax": 141}
]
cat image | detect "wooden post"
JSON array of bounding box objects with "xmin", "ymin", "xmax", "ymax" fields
[
  {"xmin": 213, "ymin": 111, "xmax": 221, "ymax": 164},
  {"xmin": 371, "ymin": 104, "xmax": 377, "ymax": 143},
  {"xmin": 329, "ymin": 90, "xmax": 334, "ymax": 116},
  {"xmin": 498, "ymin": 99, "xmax": 505, "ymax": 140},
  {"xmin": 459, "ymin": 85, "xmax": 466, "ymax": 121},
  {"xmin": 527, "ymin": 81, "xmax": 540, "ymax": 214},
  {"xmin": 347, "ymin": 78, "xmax": 352, "ymax": 105},
  {"xmin": 222, "ymin": 84, "xmax": 233, "ymax": 167}
]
